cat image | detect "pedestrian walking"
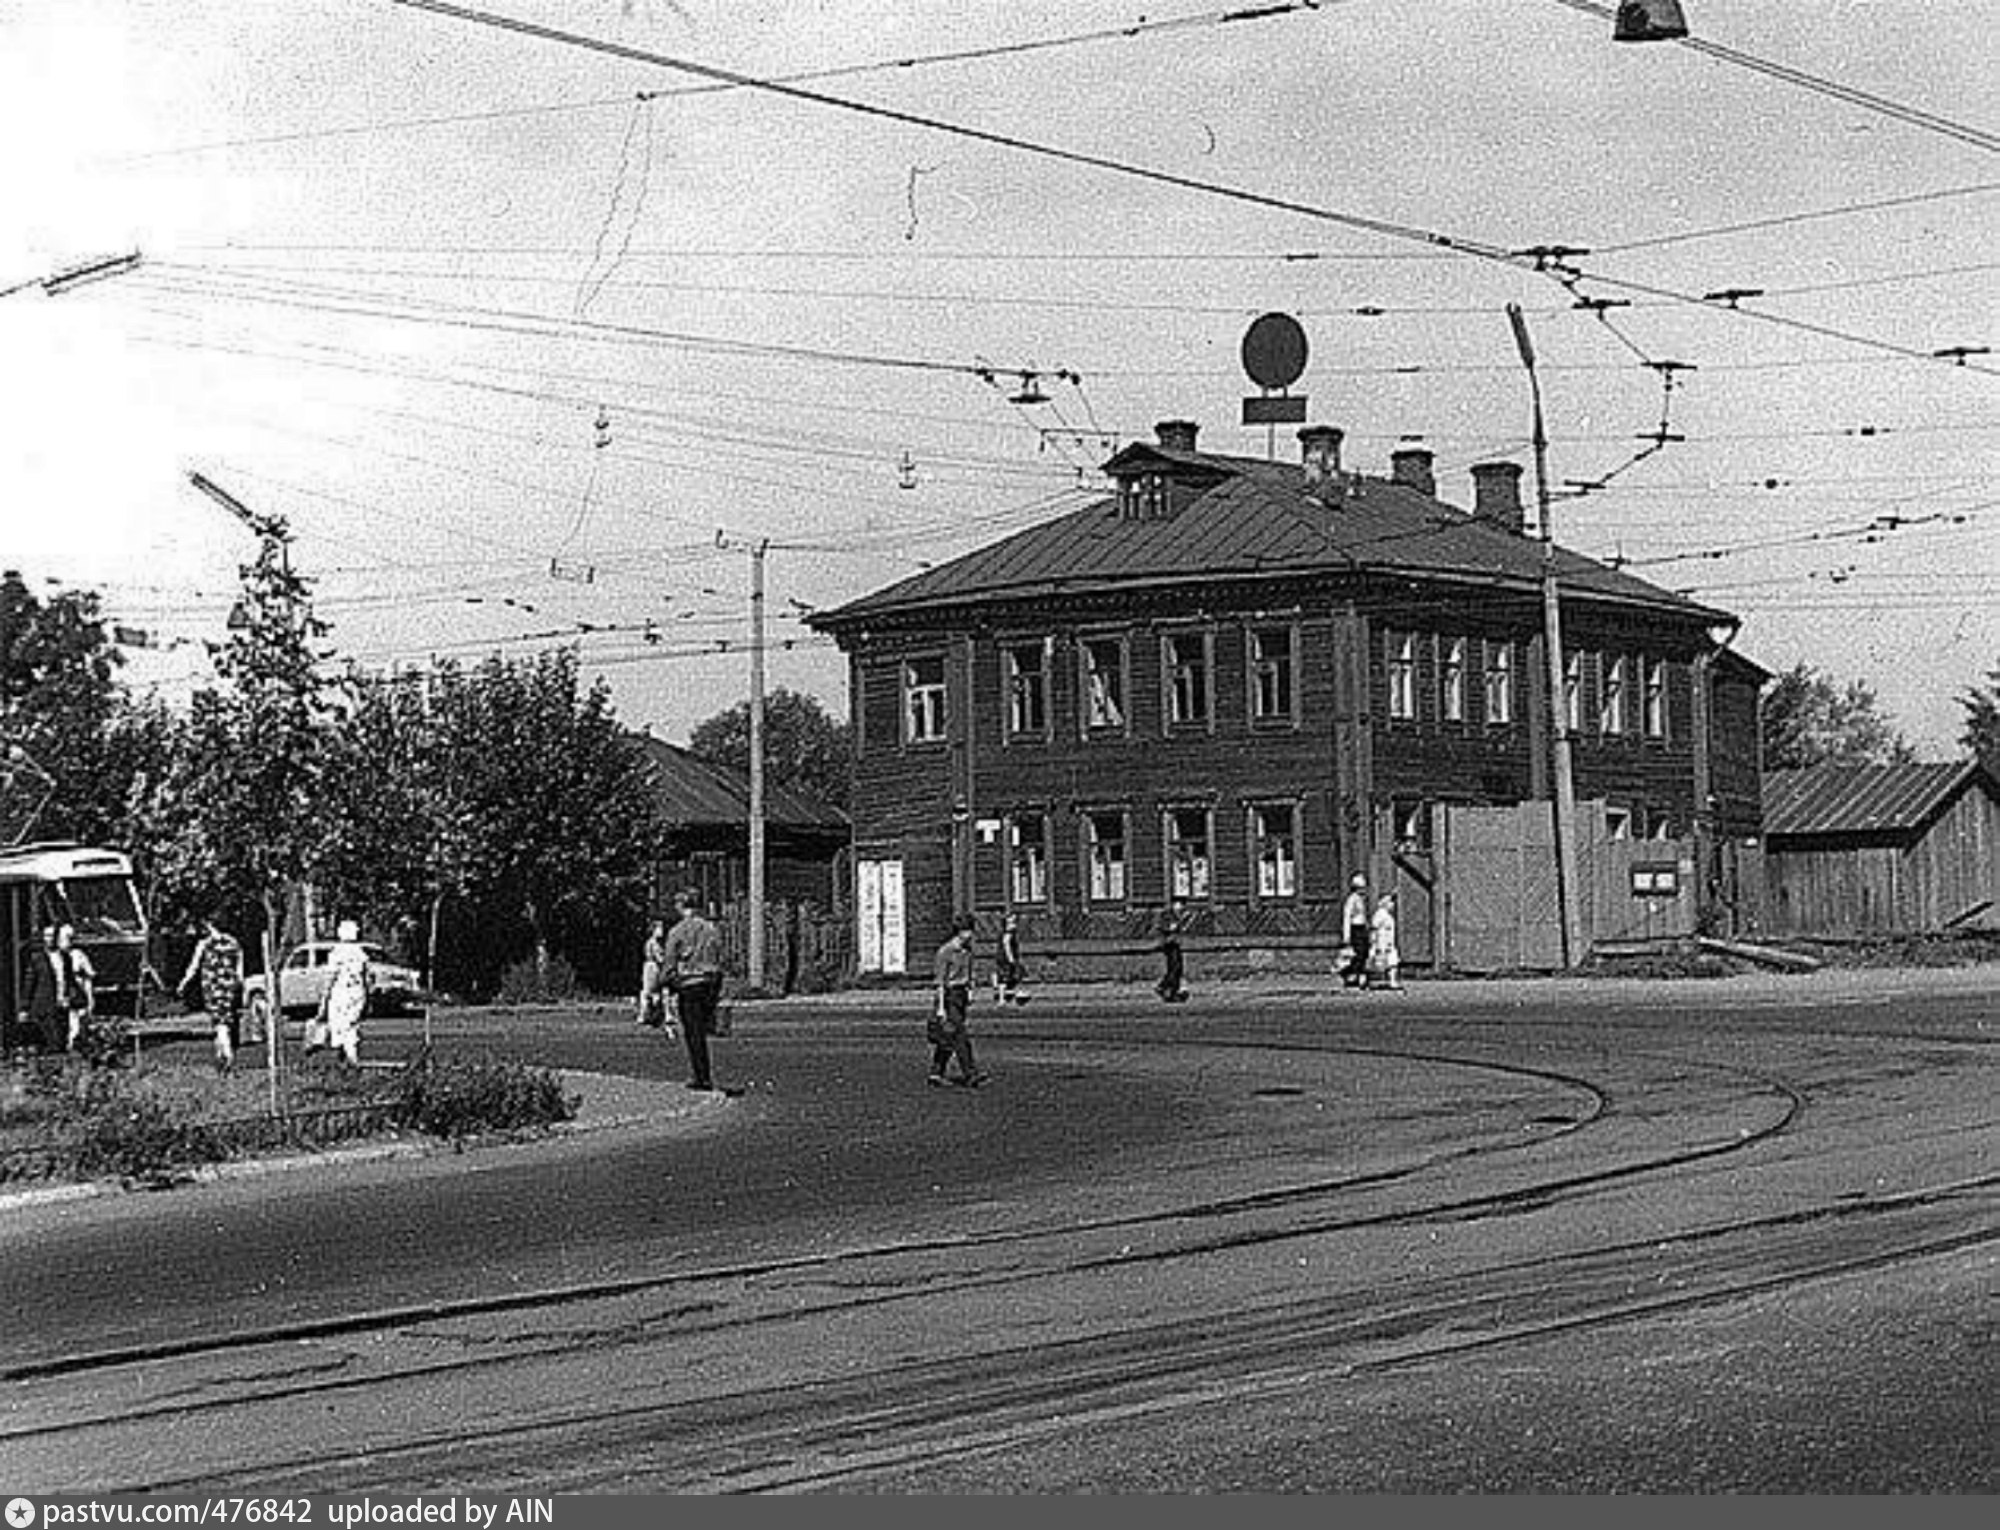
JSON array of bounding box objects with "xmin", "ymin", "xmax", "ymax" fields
[
  {"xmin": 636, "ymin": 917, "xmax": 670, "ymax": 1029},
  {"xmin": 1368, "ymin": 892, "xmax": 1404, "ymax": 991},
  {"xmin": 929, "ymin": 912, "xmax": 988, "ymax": 1087},
  {"xmin": 1339, "ymin": 873, "xmax": 1371, "ymax": 989},
  {"xmin": 178, "ymin": 917, "xmax": 245, "ymax": 1071},
  {"xmin": 993, "ymin": 912, "xmax": 1029, "ymax": 1005},
  {"xmin": 320, "ymin": 919, "xmax": 371, "ymax": 1067},
  {"xmin": 55, "ymin": 924, "xmax": 95, "ymax": 1050},
  {"xmin": 1155, "ymin": 910, "xmax": 1189, "ymax": 1003},
  {"xmin": 662, "ymin": 888, "xmax": 725, "ymax": 1091}
]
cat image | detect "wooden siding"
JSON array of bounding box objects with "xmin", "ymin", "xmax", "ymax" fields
[{"xmin": 1763, "ymin": 778, "xmax": 2000, "ymax": 936}]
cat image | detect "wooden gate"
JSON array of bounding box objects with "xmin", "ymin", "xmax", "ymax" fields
[
  {"xmin": 1442, "ymin": 803, "xmax": 1564, "ymax": 972},
  {"xmin": 1391, "ymin": 848, "xmax": 1437, "ymax": 966}
]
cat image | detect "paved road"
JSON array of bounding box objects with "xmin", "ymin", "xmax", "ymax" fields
[{"xmin": 1, "ymin": 967, "xmax": 1992, "ymax": 1491}]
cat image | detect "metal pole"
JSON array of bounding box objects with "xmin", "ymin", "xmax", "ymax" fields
[
  {"xmin": 1508, "ymin": 304, "xmax": 1585, "ymax": 969},
  {"xmin": 747, "ymin": 540, "xmax": 768, "ymax": 992}
]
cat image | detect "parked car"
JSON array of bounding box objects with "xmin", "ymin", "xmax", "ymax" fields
[{"xmin": 241, "ymin": 940, "xmax": 426, "ymax": 1035}]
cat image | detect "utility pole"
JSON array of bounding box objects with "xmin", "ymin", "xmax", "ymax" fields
[
  {"xmin": 188, "ymin": 470, "xmax": 295, "ymax": 1113},
  {"xmin": 747, "ymin": 538, "xmax": 769, "ymax": 993},
  {"xmin": 1507, "ymin": 305, "xmax": 1585, "ymax": 970}
]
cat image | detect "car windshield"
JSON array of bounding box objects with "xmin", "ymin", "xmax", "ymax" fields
[{"xmin": 56, "ymin": 876, "xmax": 146, "ymax": 938}]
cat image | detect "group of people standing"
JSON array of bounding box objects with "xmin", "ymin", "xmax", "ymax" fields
[
  {"xmin": 1340, "ymin": 873, "xmax": 1403, "ymax": 991},
  {"xmin": 17, "ymin": 921, "xmax": 97, "ymax": 1051}
]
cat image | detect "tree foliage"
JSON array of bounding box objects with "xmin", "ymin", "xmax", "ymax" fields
[
  {"xmin": 688, "ymin": 686, "xmax": 851, "ymax": 810},
  {"xmin": 1960, "ymin": 661, "xmax": 2000, "ymax": 773},
  {"xmin": 1759, "ymin": 663, "xmax": 1916, "ymax": 771}
]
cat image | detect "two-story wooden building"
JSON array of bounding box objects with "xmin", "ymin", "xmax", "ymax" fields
[{"xmin": 809, "ymin": 421, "xmax": 1765, "ymax": 974}]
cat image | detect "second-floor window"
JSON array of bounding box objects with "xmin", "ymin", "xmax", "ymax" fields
[
  {"xmin": 1486, "ymin": 640, "xmax": 1513, "ymax": 725},
  {"xmin": 1166, "ymin": 807, "xmax": 1211, "ymax": 901},
  {"xmin": 1084, "ymin": 810, "xmax": 1127, "ymax": 902},
  {"xmin": 1644, "ymin": 657, "xmax": 1667, "ymax": 738},
  {"xmin": 1004, "ymin": 639, "xmax": 1048, "ymax": 738},
  {"xmin": 1442, "ymin": 636, "xmax": 1467, "ymax": 723},
  {"xmin": 1602, "ymin": 656, "xmax": 1628, "ymax": 735},
  {"xmin": 1563, "ymin": 651, "xmax": 1583, "ymax": 733},
  {"xmin": 1008, "ymin": 813, "xmax": 1048, "ymax": 905},
  {"xmin": 1165, "ymin": 632, "xmax": 1210, "ymax": 728},
  {"xmin": 1250, "ymin": 626, "xmax": 1295, "ymax": 723},
  {"xmin": 1251, "ymin": 803, "xmax": 1298, "ymax": 899},
  {"xmin": 1388, "ymin": 631, "xmax": 1417, "ymax": 720},
  {"xmin": 1082, "ymin": 637, "xmax": 1126, "ymax": 731},
  {"xmin": 904, "ymin": 655, "xmax": 947, "ymax": 744}
]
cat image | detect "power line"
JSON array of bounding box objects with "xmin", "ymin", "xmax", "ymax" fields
[
  {"xmin": 1594, "ymin": 181, "xmax": 2000, "ymax": 255},
  {"xmin": 1546, "ymin": 0, "xmax": 2000, "ymax": 155},
  {"xmin": 385, "ymin": 0, "xmax": 2000, "ymax": 376}
]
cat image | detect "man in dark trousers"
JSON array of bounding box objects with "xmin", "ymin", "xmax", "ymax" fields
[
  {"xmin": 1340, "ymin": 873, "xmax": 1371, "ymax": 989},
  {"xmin": 1156, "ymin": 910, "xmax": 1189, "ymax": 1003},
  {"xmin": 19, "ymin": 922, "xmax": 71, "ymax": 1050},
  {"xmin": 662, "ymin": 888, "xmax": 725, "ymax": 1092},
  {"xmin": 929, "ymin": 912, "xmax": 988, "ymax": 1088}
]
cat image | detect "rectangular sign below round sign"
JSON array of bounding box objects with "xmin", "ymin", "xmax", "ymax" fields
[{"xmin": 1243, "ymin": 395, "xmax": 1308, "ymax": 425}]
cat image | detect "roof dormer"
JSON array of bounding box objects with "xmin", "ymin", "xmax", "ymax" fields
[{"xmin": 1102, "ymin": 420, "xmax": 1229, "ymax": 522}]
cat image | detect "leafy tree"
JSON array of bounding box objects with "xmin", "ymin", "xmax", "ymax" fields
[
  {"xmin": 0, "ymin": 568, "xmax": 146, "ymax": 845},
  {"xmin": 688, "ymin": 686, "xmax": 852, "ymax": 810},
  {"xmin": 1961, "ymin": 662, "xmax": 2000, "ymax": 774},
  {"xmin": 1760, "ymin": 663, "xmax": 1916, "ymax": 771}
]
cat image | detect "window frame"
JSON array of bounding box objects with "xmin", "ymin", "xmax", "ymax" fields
[
  {"xmin": 1248, "ymin": 800, "xmax": 1301, "ymax": 902},
  {"xmin": 1485, "ymin": 639, "xmax": 1514, "ymax": 726},
  {"xmin": 1161, "ymin": 627, "xmax": 1214, "ymax": 733},
  {"xmin": 1002, "ymin": 636, "xmax": 1052, "ymax": 742},
  {"xmin": 1081, "ymin": 808, "xmax": 1130, "ymax": 904},
  {"xmin": 1006, "ymin": 811, "xmax": 1051, "ymax": 908},
  {"xmin": 1644, "ymin": 656, "xmax": 1668, "ymax": 739},
  {"xmin": 1601, "ymin": 654, "xmax": 1629, "ymax": 737},
  {"xmin": 1247, "ymin": 622, "xmax": 1300, "ymax": 729},
  {"xmin": 1163, "ymin": 804, "xmax": 1214, "ymax": 903},
  {"xmin": 1079, "ymin": 632, "xmax": 1130, "ymax": 737},
  {"xmin": 1441, "ymin": 635, "xmax": 1467, "ymax": 724},
  {"xmin": 1563, "ymin": 650, "xmax": 1583, "ymax": 734},
  {"xmin": 1387, "ymin": 630, "xmax": 1418, "ymax": 721},
  {"xmin": 902, "ymin": 653, "xmax": 949, "ymax": 746}
]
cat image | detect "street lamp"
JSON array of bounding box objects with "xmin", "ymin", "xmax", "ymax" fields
[{"xmin": 1614, "ymin": 0, "xmax": 1689, "ymax": 43}]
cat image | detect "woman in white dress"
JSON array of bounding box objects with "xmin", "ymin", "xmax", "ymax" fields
[{"xmin": 323, "ymin": 919, "xmax": 372, "ymax": 1066}]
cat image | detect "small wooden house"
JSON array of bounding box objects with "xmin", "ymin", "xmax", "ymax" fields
[{"xmin": 1762, "ymin": 760, "xmax": 2000, "ymax": 937}]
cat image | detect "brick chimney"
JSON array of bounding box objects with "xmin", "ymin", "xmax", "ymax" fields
[
  {"xmin": 1298, "ymin": 425, "xmax": 1344, "ymax": 488},
  {"xmin": 1154, "ymin": 419, "xmax": 1200, "ymax": 452},
  {"xmin": 1471, "ymin": 461, "xmax": 1528, "ymax": 535},
  {"xmin": 1390, "ymin": 447, "xmax": 1436, "ymax": 498}
]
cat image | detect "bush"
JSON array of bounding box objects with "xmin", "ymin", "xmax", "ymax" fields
[
  {"xmin": 495, "ymin": 953, "xmax": 582, "ymax": 1006},
  {"xmin": 69, "ymin": 1096, "xmax": 227, "ymax": 1182},
  {"xmin": 393, "ymin": 1052, "xmax": 579, "ymax": 1140}
]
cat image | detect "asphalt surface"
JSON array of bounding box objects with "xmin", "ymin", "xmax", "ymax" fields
[{"xmin": 1, "ymin": 963, "xmax": 1992, "ymax": 1492}]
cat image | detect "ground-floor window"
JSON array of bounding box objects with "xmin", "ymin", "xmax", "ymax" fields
[
  {"xmin": 1083, "ymin": 810, "xmax": 1128, "ymax": 902},
  {"xmin": 1008, "ymin": 812, "xmax": 1049, "ymax": 905},
  {"xmin": 1250, "ymin": 802, "xmax": 1298, "ymax": 899},
  {"xmin": 1165, "ymin": 806, "xmax": 1212, "ymax": 901}
]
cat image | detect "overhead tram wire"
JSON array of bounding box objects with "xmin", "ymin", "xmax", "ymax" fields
[
  {"xmin": 120, "ymin": 2, "xmax": 1342, "ymax": 165},
  {"xmin": 385, "ymin": 0, "xmax": 2000, "ymax": 377},
  {"xmin": 1544, "ymin": 0, "xmax": 2000, "ymax": 156},
  {"xmin": 1594, "ymin": 181, "xmax": 2000, "ymax": 256}
]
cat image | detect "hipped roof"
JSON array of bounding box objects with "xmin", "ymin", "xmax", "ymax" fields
[{"xmin": 813, "ymin": 443, "xmax": 1735, "ymax": 631}]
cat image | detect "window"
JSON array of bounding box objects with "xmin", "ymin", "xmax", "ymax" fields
[
  {"xmin": 1388, "ymin": 631, "xmax": 1417, "ymax": 720},
  {"xmin": 1120, "ymin": 473, "xmax": 1167, "ymax": 520},
  {"xmin": 1249, "ymin": 626, "xmax": 1295, "ymax": 723},
  {"xmin": 1084, "ymin": 811, "xmax": 1127, "ymax": 902},
  {"xmin": 1165, "ymin": 632, "xmax": 1210, "ymax": 727},
  {"xmin": 1082, "ymin": 637, "xmax": 1127, "ymax": 731},
  {"xmin": 1392, "ymin": 797, "xmax": 1430, "ymax": 850},
  {"xmin": 1008, "ymin": 813, "xmax": 1048, "ymax": 905},
  {"xmin": 1644, "ymin": 658, "xmax": 1667, "ymax": 738},
  {"xmin": 1563, "ymin": 651, "xmax": 1583, "ymax": 732},
  {"xmin": 1251, "ymin": 803, "xmax": 1298, "ymax": 899},
  {"xmin": 904, "ymin": 655, "xmax": 947, "ymax": 743},
  {"xmin": 1604, "ymin": 804, "xmax": 1633, "ymax": 840},
  {"xmin": 1442, "ymin": 636, "xmax": 1466, "ymax": 723},
  {"xmin": 1485, "ymin": 641, "xmax": 1513, "ymax": 725},
  {"xmin": 1602, "ymin": 656, "xmax": 1628, "ymax": 736},
  {"xmin": 1004, "ymin": 640, "xmax": 1048, "ymax": 738},
  {"xmin": 1165, "ymin": 807, "xmax": 1211, "ymax": 900}
]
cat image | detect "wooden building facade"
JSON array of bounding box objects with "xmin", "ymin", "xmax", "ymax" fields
[
  {"xmin": 811, "ymin": 421, "xmax": 1765, "ymax": 974},
  {"xmin": 1762, "ymin": 761, "xmax": 2000, "ymax": 937}
]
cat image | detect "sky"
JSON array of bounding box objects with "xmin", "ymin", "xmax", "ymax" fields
[{"xmin": 1, "ymin": 0, "xmax": 1993, "ymax": 754}]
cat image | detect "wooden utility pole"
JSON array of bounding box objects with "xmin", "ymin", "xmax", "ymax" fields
[
  {"xmin": 747, "ymin": 538, "xmax": 768, "ymax": 992},
  {"xmin": 1508, "ymin": 306, "xmax": 1585, "ymax": 969}
]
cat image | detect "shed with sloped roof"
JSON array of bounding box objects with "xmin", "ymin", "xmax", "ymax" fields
[{"xmin": 1761, "ymin": 760, "xmax": 1999, "ymax": 936}]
